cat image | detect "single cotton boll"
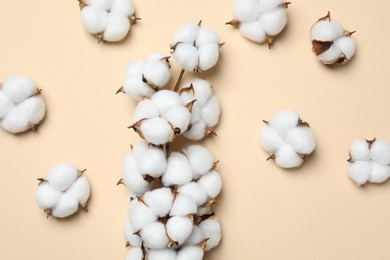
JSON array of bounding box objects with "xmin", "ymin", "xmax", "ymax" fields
[
  {"xmin": 166, "ymin": 216, "xmax": 193, "ymax": 244},
  {"xmin": 178, "ymin": 182, "xmax": 208, "ymax": 206},
  {"xmin": 126, "ymin": 247, "xmax": 143, "ymax": 260},
  {"xmin": 184, "ymin": 226, "xmax": 204, "ymax": 246},
  {"xmin": 2, "ymin": 75, "xmax": 36, "ymax": 103},
  {"xmin": 35, "ymin": 182, "xmax": 62, "ymax": 209},
  {"xmin": 66, "ymin": 176, "xmax": 90, "ymax": 204},
  {"xmin": 173, "ymin": 44, "xmax": 199, "ymax": 72},
  {"xmin": 239, "ymin": 21, "xmax": 267, "ymax": 43},
  {"xmin": 151, "ymin": 90, "xmax": 183, "ymax": 115},
  {"xmin": 310, "ymin": 20, "xmax": 338, "ymax": 42},
  {"xmin": 103, "ymin": 12, "xmax": 130, "ymax": 41},
  {"xmin": 142, "ymin": 60, "xmax": 171, "ymax": 88},
  {"xmin": 147, "ymin": 249, "xmax": 177, "ymax": 260},
  {"xmin": 348, "ymin": 161, "xmax": 371, "ymax": 186},
  {"xmin": 140, "ymin": 118, "xmax": 174, "ymax": 145},
  {"xmin": 268, "ymin": 109, "xmax": 300, "ymax": 137},
  {"xmin": 124, "ymin": 219, "xmax": 142, "ymax": 247},
  {"xmin": 183, "ymin": 145, "xmax": 214, "ymax": 179},
  {"xmin": 172, "ymin": 23, "xmax": 200, "ymax": 44},
  {"xmin": 111, "ymin": 0, "xmax": 134, "ymax": 16},
  {"xmin": 259, "ymin": 8, "xmax": 287, "ymax": 36},
  {"xmin": 349, "ymin": 139, "xmax": 370, "ymax": 161},
  {"xmin": 369, "ymin": 163, "xmax": 390, "ymax": 184},
  {"xmin": 285, "ymin": 126, "xmax": 315, "ymax": 155},
  {"xmin": 258, "ymin": 0, "xmax": 284, "ymax": 13},
  {"xmin": 318, "ymin": 45, "xmax": 343, "ymax": 64},
  {"xmin": 170, "ymin": 193, "xmax": 197, "ymax": 217},
  {"xmin": 199, "ymin": 218, "xmax": 221, "ymax": 251},
  {"xmin": 370, "ymin": 139, "xmax": 390, "ymax": 165},
  {"xmin": 143, "ymin": 188, "xmax": 174, "ymax": 217},
  {"xmin": 81, "ymin": 7, "xmax": 108, "ymax": 34},
  {"xmin": 260, "ymin": 126, "xmax": 285, "ymax": 153},
  {"xmin": 184, "ymin": 120, "xmax": 207, "ymax": 141},
  {"xmin": 124, "ymin": 74, "xmax": 156, "ymax": 102},
  {"xmin": 129, "ymin": 201, "xmax": 158, "ymax": 231},
  {"xmin": 201, "ymin": 96, "xmax": 221, "ymax": 127},
  {"xmin": 176, "ymin": 246, "xmax": 204, "ymax": 260},
  {"xmin": 162, "ymin": 152, "xmax": 193, "ymax": 186},
  {"xmin": 0, "ymin": 92, "xmax": 14, "ymax": 119},
  {"xmin": 139, "ymin": 147, "xmax": 167, "ymax": 178},
  {"xmin": 132, "ymin": 99, "xmax": 160, "ymax": 123},
  {"xmin": 233, "ymin": 0, "xmax": 260, "ymax": 22},
  {"xmin": 198, "ymin": 171, "xmax": 222, "ymax": 198},
  {"xmin": 141, "ymin": 222, "xmax": 169, "ymax": 249},
  {"xmin": 334, "ymin": 37, "xmax": 356, "ymax": 59},
  {"xmin": 198, "ymin": 43, "xmax": 219, "ymax": 71},
  {"xmin": 275, "ymin": 144, "xmax": 303, "ymax": 168},
  {"xmin": 196, "ymin": 27, "xmax": 220, "ymax": 47},
  {"xmin": 51, "ymin": 193, "xmax": 79, "ymax": 218},
  {"xmin": 45, "ymin": 163, "xmax": 79, "ymax": 192},
  {"xmin": 163, "ymin": 106, "xmax": 191, "ymax": 133}
]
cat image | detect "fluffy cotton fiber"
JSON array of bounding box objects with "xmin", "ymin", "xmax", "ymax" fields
[
  {"xmin": 35, "ymin": 163, "xmax": 90, "ymax": 218},
  {"xmin": 0, "ymin": 75, "xmax": 46, "ymax": 134}
]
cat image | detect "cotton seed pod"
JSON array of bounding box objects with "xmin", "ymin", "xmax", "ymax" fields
[
  {"xmin": 171, "ymin": 21, "xmax": 224, "ymax": 73},
  {"xmin": 226, "ymin": 0, "xmax": 290, "ymax": 48},
  {"xmin": 180, "ymin": 79, "xmax": 221, "ymax": 141},
  {"xmin": 118, "ymin": 52, "xmax": 171, "ymax": 101},
  {"xmin": 129, "ymin": 90, "xmax": 193, "ymax": 145},
  {"xmin": 0, "ymin": 75, "xmax": 46, "ymax": 134},
  {"xmin": 259, "ymin": 109, "xmax": 316, "ymax": 168},
  {"xmin": 310, "ymin": 12, "xmax": 356, "ymax": 64},
  {"xmin": 35, "ymin": 163, "xmax": 90, "ymax": 218},
  {"xmin": 79, "ymin": 0, "xmax": 139, "ymax": 42},
  {"xmin": 347, "ymin": 138, "xmax": 390, "ymax": 186},
  {"xmin": 119, "ymin": 141, "xmax": 167, "ymax": 195}
]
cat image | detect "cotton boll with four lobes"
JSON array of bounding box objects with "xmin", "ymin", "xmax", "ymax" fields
[
  {"xmin": 0, "ymin": 75, "xmax": 46, "ymax": 134},
  {"xmin": 198, "ymin": 218, "xmax": 222, "ymax": 251},
  {"xmin": 310, "ymin": 12, "xmax": 356, "ymax": 64},
  {"xmin": 171, "ymin": 22, "xmax": 223, "ymax": 72},
  {"xmin": 227, "ymin": 0, "xmax": 289, "ymax": 47},
  {"xmin": 35, "ymin": 163, "xmax": 90, "ymax": 218}
]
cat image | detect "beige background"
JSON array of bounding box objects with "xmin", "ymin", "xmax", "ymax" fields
[{"xmin": 1, "ymin": 0, "xmax": 390, "ymax": 259}]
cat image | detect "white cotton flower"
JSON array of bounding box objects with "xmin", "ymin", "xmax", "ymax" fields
[
  {"xmin": 259, "ymin": 109, "xmax": 316, "ymax": 168},
  {"xmin": 198, "ymin": 218, "xmax": 222, "ymax": 251},
  {"xmin": 0, "ymin": 75, "xmax": 46, "ymax": 134},
  {"xmin": 180, "ymin": 79, "xmax": 221, "ymax": 141},
  {"xmin": 171, "ymin": 22, "xmax": 223, "ymax": 72},
  {"xmin": 79, "ymin": 0, "xmax": 138, "ymax": 42},
  {"xmin": 348, "ymin": 138, "xmax": 390, "ymax": 185},
  {"xmin": 310, "ymin": 12, "xmax": 356, "ymax": 64},
  {"xmin": 176, "ymin": 246, "xmax": 204, "ymax": 260},
  {"xmin": 35, "ymin": 163, "xmax": 90, "ymax": 218},
  {"xmin": 121, "ymin": 53, "xmax": 171, "ymax": 101},
  {"xmin": 120, "ymin": 141, "xmax": 167, "ymax": 195},
  {"xmin": 227, "ymin": 0, "xmax": 290, "ymax": 48}
]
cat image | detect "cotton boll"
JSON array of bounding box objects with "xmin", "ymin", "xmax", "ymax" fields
[
  {"xmin": 275, "ymin": 144, "xmax": 303, "ymax": 168},
  {"xmin": 310, "ymin": 20, "xmax": 338, "ymax": 42},
  {"xmin": 147, "ymin": 249, "xmax": 176, "ymax": 260},
  {"xmin": 170, "ymin": 193, "xmax": 197, "ymax": 217},
  {"xmin": 162, "ymin": 152, "xmax": 193, "ymax": 186},
  {"xmin": 103, "ymin": 12, "xmax": 130, "ymax": 41},
  {"xmin": 141, "ymin": 222, "xmax": 169, "ymax": 249},
  {"xmin": 172, "ymin": 23, "xmax": 200, "ymax": 44},
  {"xmin": 124, "ymin": 74, "xmax": 156, "ymax": 102},
  {"xmin": 239, "ymin": 21, "xmax": 267, "ymax": 43},
  {"xmin": 184, "ymin": 120, "xmax": 207, "ymax": 141},
  {"xmin": 2, "ymin": 75, "xmax": 36, "ymax": 103},
  {"xmin": 129, "ymin": 201, "xmax": 158, "ymax": 231},
  {"xmin": 198, "ymin": 171, "xmax": 222, "ymax": 199},
  {"xmin": 166, "ymin": 216, "xmax": 194, "ymax": 244},
  {"xmin": 184, "ymin": 226, "xmax": 204, "ymax": 246},
  {"xmin": 111, "ymin": 0, "xmax": 134, "ymax": 16},
  {"xmin": 199, "ymin": 218, "xmax": 221, "ymax": 251},
  {"xmin": 35, "ymin": 183, "xmax": 62, "ymax": 209},
  {"xmin": 317, "ymin": 45, "xmax": 342, "ymax": 64},
  {"xmin": 151, "ymin": 90, "xmax": 183, "ymax": 115},
  {"xmin": 45, "ymin": 163, "xmax": 79, "ymax": 192},
  {"xmin": 201, "ymin": 96, "xmax": 221, "ymax": 127},
  {"xmin": 198, "ymin": 43, "xmax": 219, "ymax": 71},
  {"xmin": 51, "ymin": 193, "xmax": 79, "ymax": 218},
  {"xmin": 369, "ymin": 163, "xmax": 390, "ymax": 183},
  {"xmin": 178, "ymin": 182, "xmax": 208, "ymax": 206},
  {"xmin": 349, "ymin": 139, "xmax": 370, "ymax": 161},
  {"xmin": 172, "ymin": 43, "xmax": 199, "ymax": 72},
  {"xmin": 183, "ymin": 145, "xmax": 214, "ymax": 179},
  {"xmin": 140, "ymin": 118, "xmax": 174, "ymax": 145},
  {"xmin": 176, "ymin": 246, "xmax": 204, "ymax": 260},
  {"xmin": 334, "ymin": 37, "xmax": 356, "ymax": 59},
  {"xmin": 188, "ymin": 79, "xmax": 212, "ymax": 106},
  {"xmin": 125, "ymin": 247, "xmax": 143, "ymax": 260},
  {"xmin": 80, "ymin": 7, "xmax": 108, "ymax": 34},
  {"xmin": 66, "ymin": 176, "xmax": 90, "ymax": 204},
  {"xmin": 233, "ymin": 0, "xmax": 260, "ymax": 22},
  {"xmin": 132, "ymin": 99, "xmax": 159, "ymax": 123},
  {"xmin": 163, "ymin": 106, "xmax": 191, "ymax": 133},
  {"xmin": 260, "ymin": 126, "xmax": 285, "ymax": 153},
  {"xmin": 142, "ymin": 60, "xmax": 171, "ymax": 88},
  {"xmin": 0, "ymin": 92, "xmax": 14, "ymax": 119},
  {"xmin": 286, "ymin": 126, "xmax": 315, "ymax": 155},
  {"xmin": 370, "ymin": 139, "xmax": 390, "ymax": 165},
  {"xmin": 259, "ymin": 8, "xmax": 287, "ymax": 36},
  {"xmin": 348, "ymin": 161, "xmax": 371, "ymax": 186},
  {"xmin": 143, "ymin": 188, "xmax": 174, "ymax": 217},
  {"xmin": 124, "ymin": 219, "xmax": 142, "ymax": 247},
  {"xmin": 196, "ymin": 27, "xmax": 220, "ymax": 47},
  {"xmin": 258, "ymin": 0, "xmax": 284, "ymax": 13},
  {"xmin": 139, "ymin": 147, "xmax": 167, "ymax": 178}
]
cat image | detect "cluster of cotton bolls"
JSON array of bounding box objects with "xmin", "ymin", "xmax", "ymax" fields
[
  {"xmin": 79, "ymin": 0, "xmax": 139, "ymax": 42},
  {"xmin": 259, "ymin": 109, "xmax": 316, "ymax": 168},
  {"xmin": 347, "ymin": 138, "xmax": 390, "ymax": 186},
  {"xmin": 310, "ymin": 12, "xmax": 356, "ymax": 64},
  {"xmin": 0, "ymin": 75, "xmax": 46, "ymax": 134},
  {"xmin": 226, "ymin": 0, "xmax": 290, "ymax": 48},
  {"xmin": 117, "ymin": 22, "xmax": 223, "ymax": 260}
]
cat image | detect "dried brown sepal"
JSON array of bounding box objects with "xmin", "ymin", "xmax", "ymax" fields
[
  {"xmin": 344, "ymin": 30, "xmax": 356, "ymax": 37},
  {"xmin": 207, "ymin": 128, "xmax": 217, "ymax": 136},
  {"xmin": 30, "ymin": 124, "xmax": 38, "ymax": 132},
  {"xmin": 198, "ymin": 20, "xmax": 203, "ymax": 26},
  {"xmin": 185, "ymin": 99, "xmax": 197, "ymax": 112},
  {"xmin": 335, "ymin": 54, "xmax": 348, "ymax": 64},
  {"xmin": 197, "ymin": 238, "xmax": 210, "ymax": 251},
  {"xmin": 79, "ymin": 204, "xmax": 88, "ymax": 212},
  {"xmin": 267, "ymin": 154, "xmax": 276, "ymax": 161},
  {"xmin": 130, "ymin": 15, "xmax": 141, "ymax": 25},
  {"xmin": 195, "ymin": 212, "xmax": 215, "ymax": 224},
  {"xmin": 298, "ymin": 118, "xmax": 310, "ymax": 127},
  {"xmin": 78, "ymin": 0, "xmax": 87, "ymax": 10},
  {"xmin": 179, "ymin": 83, "xmax": 195, "ymax": 95},
  {"xmin": 160, "ymin": 56, "xmax": 171, "ymax": 68},
  {"xmin": 211, "ymin": 160, "xmax": 220, "ymax": 170},
  {"xmin": 137, "ymin": 196, "xmax": 146, "ymax": 205},
  {"xmin": 125, "ymin": 241, "xmax": 131, "ymax": 248},
  {"xmin": 170, "ymin": 42, "xmax": 182, "ymax": 53},
  {"xmin": 37, "ymin": 178, "xmax": 46, "ymax": 185},
  {"xmin": 225, "ymin": 19, "xmax": 240, "ymax": 28},
  {"xmin": 347, "ymin": 154, "xmax": 353, "ymax": 162},
  {"xmin": 263, "ymin": 120, "xmax": 269, "ymax": 125},
  {"xmin": 312, "ymin": 40, "xmax": 333, "ymax": 55},
  {"xmin": 168, "ymin": 122, "xmax": 177, "ymax": 143},
  {"xmin": 128, "ymin": 119, "xmax": 146, "ymax": 139},
  {"xmin": 44, "ymin": 209, "xmax": 52, "ymax": 219},
  {"xmin": 194, "ymin": 66, "xmax": 202, "ymax": 74},
  {"xmin": 116, "ymin": 86, "xmax": 125, "ymax": 95},
  {"xmin": 279, "ymin": 1, "xmax": 291, "ymax": 8},
  {"xmin": 299, "ymin": 154, "xmax": 307, "ymax": 160},
  {"xmin": 203, "ymin": 198, "xmax": 217, "ymax": 207},
  {"xmin": 78, "ymin": 168, "xmax": 87, "ymax": 176},
  {"xmin": 116, "ymin": 178, "xmax": 125, "ymax": 186},
  {"xmin": 318, "ymin": 11, "xmax": 331, "ymax": 22},
  {"xmin": 133, "ymin": 230, "xmax": 141, "ymax": 237},
  {"xmin": 142, "ymin": 174, "xmax": 155, "ymax": 183},
  {"xmin": 96, "ymin": 33, "xmax": 104, "ymax": 44},
  {"xmin": 167, "ymin": 240, "xmax": 178, "ymax": 248},
  {"xmin": 33, "ymin": 88, "xmax": 42, "ymax": 96},
  {"xmin": 141, "ymin": 74, "xmax": 159, "ymax": 92},
  {"xmin": 218, "ymin": 42, "xmax": 226, "ymax": 48},
  {"xmin": 366, "ymin": 138, "xmax": 376, "ymax": 148},
  {"xmin": 267, "ymin": 36, "xmax": 275, "ymax": 49}
]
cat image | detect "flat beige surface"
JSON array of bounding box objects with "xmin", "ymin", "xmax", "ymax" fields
[{"xmin": 1, "ymin": 0, "xmax": 390, "ymax": 259}]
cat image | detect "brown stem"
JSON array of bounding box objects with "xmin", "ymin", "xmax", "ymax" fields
[{"xmin": 173, "ymin": 69, "xmax": 185, "ymax": 92}]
